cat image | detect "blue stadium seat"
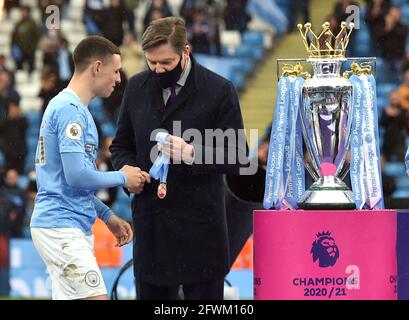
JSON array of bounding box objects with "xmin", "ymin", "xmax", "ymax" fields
[
  {"xmin": 353, "ymin": 43, "xmax": 370, "ymax": 57},
  {"xmin": 377, "ymin": 83, "xmax": 397, "ymax": 99},
  {"xmin": 275, "ymin": 0, "xmax": 289, "ymax": 14},
  {"xmin": 25, "ymin": 111, "xmax": 42, "ymax": 126},
  {"xmin": 112, "ymin": 201, "xmax": 132, "ymax": 222},
  {"xmin": 89, "ymin": 97, "xmax": 107, "ymax": 124},
  {"xmin": 0, "ymin": 150, "xmax": 5, "ymax": 166},
  {"xmin": 17, "ymin": 175, "xmax": 29, "ymax": 189},
  {"xmin": 360, "ymin": 6, "xmax": 366, "ymax": 19},
  {"xmin": 196, "ymin": 54, "xmax": 253, "ymax": 74},
  {"xmin": 22, "ymin": 227, "xmax": 32, "ymax": 239},
  {"xmin": 355, "ymin": 29, "xmax": 370, "ymax": 43},
  {"xmin": 396, "ymin": 176, "xmax": 409, "ymax": 188},
  {"xmin": 384, "ymin": 162, "xmax": 406, "ymax": 177},
  {"xmin": 25, "ymin": 152, "xmax": 36, "ymax": 173},
  {"xmin": 27, "ymin": 135, "xmax": 38, "ymax": 149},
  {"xmin": 242, "ymin": 31, "xmax": 264, "ymax": 47},
  {"xmin": 26, "ymin": 136, "xmax": 38, "ymax": 155},
  {"xmin": 27, "ymin": 124, "xmax": 40, "ymax": 138},
  {"xmin": 401, "ymin": 5, "xmax": 409, "ymax": 25},
  {"xmin": 377, "ymin": 96, "xmax": 389, "ymax": 111},
  {"xmin": 230, "ymin": 72, "xmax": 245, "ymax": 90},
  {"xmin": 222, "ymin": 44, "xmax": 263, "ymax": 61},
  {"xmin": 247, "ymin": 0, "xmax": 288, "ymax": 33},
  {"xmin": 90, "ymin": 96, "xmax": 103, "ymax": 109},
  {"xmin": 392, "ymin": 0, "xmax": 406, "ymax": 6},
  {"xmin": 392, "ymin": 188, "xmax": 409, "ymax": 198},
  {"xmin": 195, "ymin": 54, "xmax": 238, "ymax": 87},
  {"xmin": 101, "ymin": 122, "xmax": 116, "ymax": 137}
]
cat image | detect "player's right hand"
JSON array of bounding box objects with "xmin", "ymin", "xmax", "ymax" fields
[{"xmin": 120, "ymin": 165, "xmax": 150, "ymax": 194}]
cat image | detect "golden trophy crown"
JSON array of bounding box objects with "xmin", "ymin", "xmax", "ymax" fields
[{"xmin": 297, "ymin": 21, "xmax": 354, "ymax": 58}]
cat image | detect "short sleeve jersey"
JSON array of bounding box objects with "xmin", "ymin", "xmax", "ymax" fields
[{"xmin": 30, "ymin": 89, "xmax": 100, "ymax": 235}]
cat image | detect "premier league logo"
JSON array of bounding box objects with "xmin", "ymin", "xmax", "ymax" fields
[
  {"xmin": 65, "ymin": 122, "xmax": 82, "ymax": 140},
  {"xmin": 311, "ymin": 231, "xmax": 339, "ymax": 267}
]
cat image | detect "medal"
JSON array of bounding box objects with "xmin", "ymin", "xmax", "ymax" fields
[
  {"xmin": 150, "ymin": 132, "xmax": 170, "ymax": 200},
  {"xmin": 157, "ymin": 183, "xmax": 167, "ymax": 199}
]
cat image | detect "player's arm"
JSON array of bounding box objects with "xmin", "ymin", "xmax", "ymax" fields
[
  {"xmin": 93, "ymin": 196, "xmax": 133, "ymax": 247},
  {"xmin": 57, "ymin": 104, "xmax": 144, "ymax": 191},
  {"xmin": 61, "ymin": 152, "xmax": 145, "ymax": 191},
  {"xmin": 93, "ymin": 195, "xmax": 115, "ymax": 223},
  {"xmin": 57, "ymin": 105, "xmax": 126, "ymax": 190},
  {"xmin": 61, "ymin": 152, "xmax": 126, "ymax": 190}
]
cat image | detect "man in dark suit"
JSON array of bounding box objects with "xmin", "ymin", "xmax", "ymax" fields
[{"xmin": 110, "ymin": 16, "xmax": 247, "ymax": 300}]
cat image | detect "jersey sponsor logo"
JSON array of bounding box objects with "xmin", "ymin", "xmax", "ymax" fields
[
  {"xmin": 65, "ymin": 122, "xmax": 83, "ymax": 140},
  {"xmin": 84, "ymin": 270, "xmax": 101, "ymax": 287},
  {"xmin": 85, "ymin": 143, "xmax": 97, "ymax": 155}
]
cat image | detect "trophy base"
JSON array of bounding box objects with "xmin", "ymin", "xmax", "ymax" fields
[{"xmin": 297, "ymin": 176, "xmax": 356, "ymax": 210}]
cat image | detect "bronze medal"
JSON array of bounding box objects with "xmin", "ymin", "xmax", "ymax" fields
[{"xmin": 157, "ymin": 183, "xmax": 167, "ymax": 199}]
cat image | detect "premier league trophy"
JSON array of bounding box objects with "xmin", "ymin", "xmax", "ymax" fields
[
  {"xmin": 257, "ymin": 22, "xmax": 393, "ymax": 301},
  {"xmin": 263, "ymin": 21, "xmax": 384, "ymax": 211},
  {"xmin": 297, "ymin": 21, "xmax": 355, "ymax": 209}
]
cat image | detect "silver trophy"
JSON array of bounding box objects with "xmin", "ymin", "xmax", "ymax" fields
[{"xmin": 296, "ymin": 22, "xmax": 356, "ymax": 209}]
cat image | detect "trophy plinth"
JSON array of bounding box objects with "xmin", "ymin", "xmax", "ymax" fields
[{"xmin": 297, "ymin": 176, "xmax": 355, "ymax": 210}]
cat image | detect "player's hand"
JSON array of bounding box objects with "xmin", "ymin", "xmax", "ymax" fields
[
  {"xmin": 127, "ymin": 171, "xmax": 150, "ymax": 194},
  {"xmin": 158, "ymin": 135, "xmax": 194, "ymax": 164},
  {"xmin": 106, "ymin": 215, "xmax": 133, "ymax": 247},
  {"xmin": 127, "ymin": 171, "xmax": 151, "ymax": 195},
  {"xmin": 120, "ymin": 165, "xmax": 150, "ymax": 193}
]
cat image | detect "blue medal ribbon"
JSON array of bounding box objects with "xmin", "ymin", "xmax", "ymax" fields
[{"xmin": 149, "ymin": 132, "xmax": 170, "ymax": 184}]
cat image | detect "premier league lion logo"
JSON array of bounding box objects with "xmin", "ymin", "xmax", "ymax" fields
[
  {"xmin": 70, "ymin": 125, "xmax": 79, "ymax": 137},
  {"xmin": 311, "ymin": 231, "xmax": 339, "ymax": 267},
  {"xmin": 65, "ymin": 123, "xmax": 82, "ymax": 140}
]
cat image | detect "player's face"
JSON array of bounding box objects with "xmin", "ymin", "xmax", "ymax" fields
[{"xmin": 93, "ymin": 53, "xmax": 122, "ymax": 98}]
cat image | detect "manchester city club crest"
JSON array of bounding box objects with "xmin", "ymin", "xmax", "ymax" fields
[{"xmin": 85, "ymin": 270, "xmax": 101, "ymax": 287}]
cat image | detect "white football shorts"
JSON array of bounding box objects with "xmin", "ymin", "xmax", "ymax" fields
[{"xmin": 31, "ymin": 227, "xmax": 107, "ymax": 300}]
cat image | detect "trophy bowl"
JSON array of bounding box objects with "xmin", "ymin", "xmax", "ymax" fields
[{"xmin": 297, "ymin": 57, "xmax": 355, "ymax": 210}]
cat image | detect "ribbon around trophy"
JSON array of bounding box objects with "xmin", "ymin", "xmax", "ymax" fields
[
  {"xmin": 149, "ymin": 132, "xmax": 169, "ymax": 199},
  {"xmin": 263, "ymin": 76, "xmax": 305, "ymax": 210},
  {"xmin": 349, "ymin": 74, "xmax": 384, "ymax": 209}
]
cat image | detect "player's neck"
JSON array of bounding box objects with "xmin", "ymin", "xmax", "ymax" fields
[{"xmin": 67, "ymin": 74, "xmax": 95, "ymax": 107}]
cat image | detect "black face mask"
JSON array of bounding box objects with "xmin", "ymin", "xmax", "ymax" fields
[{"xmin": 151, "ymin": 56, "xmax": 183, "ymax": 89}]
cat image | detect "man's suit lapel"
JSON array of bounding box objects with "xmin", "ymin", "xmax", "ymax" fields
[{"xmin": 148, "ymin": 79, "xmax": 166, "ymax": 114}]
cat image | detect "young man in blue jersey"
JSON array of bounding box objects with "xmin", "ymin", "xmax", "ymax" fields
[{"xmin": 30, "ymin": 36, "xmax": 150, "ymax": 300}]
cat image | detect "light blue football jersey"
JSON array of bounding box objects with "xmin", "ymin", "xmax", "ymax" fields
[{"xmin": 30, "ymin": 89, "xmax": 102, "ymax": 235}]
